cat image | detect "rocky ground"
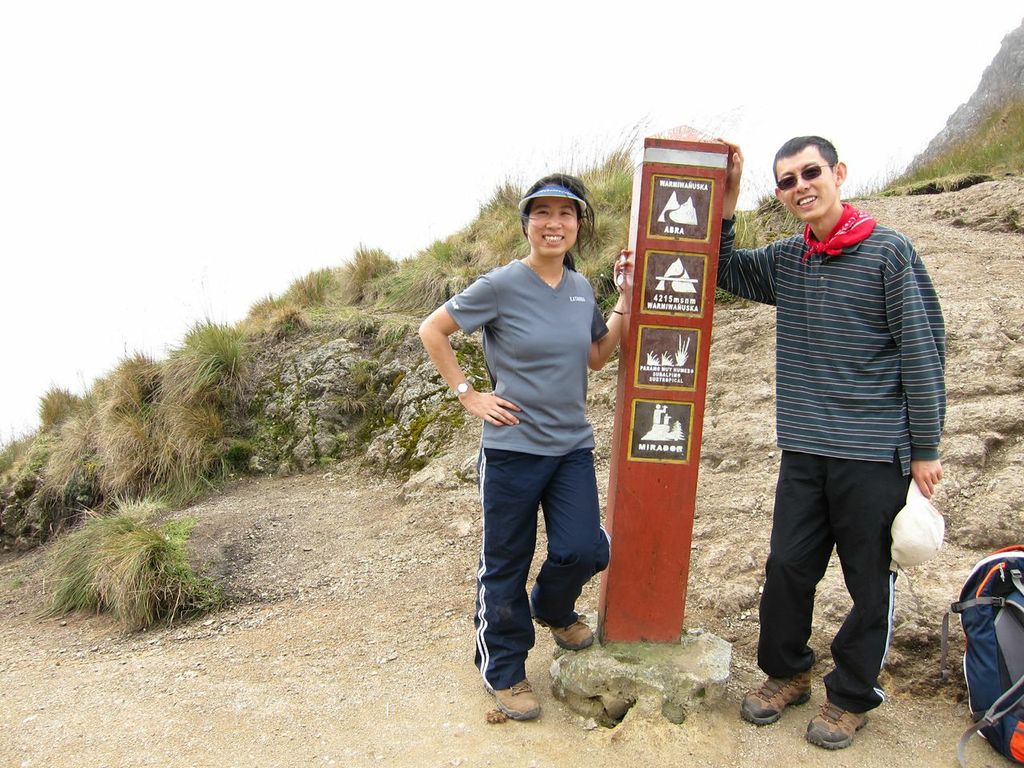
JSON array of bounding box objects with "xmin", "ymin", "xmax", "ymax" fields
[{"xmin": 1, "ymin": 179, "xmax": 1022, "ymax": 767}]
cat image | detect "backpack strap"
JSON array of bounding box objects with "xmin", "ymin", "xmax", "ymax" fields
[
  {"xmin": 952, "ymin": 596, "xmax": 1006, "ymax": 612},
  {"xmin": 958, "ymin": 670, "xmax": 1024, "ymax": 768},
  {"xmin": 997, "ymin": 599, "xmax": 1024, "ymax": 682},
  {"xmin": 940, "ymin": 609, "xmax": 952, "ymax": 681},
  {"xmin": 958, "ymin": 719, "xmax": 979, "ymax": 768},
  {"xmin": 1012, "ymin": 567, "xmax": 1024, "ymax": 597}
]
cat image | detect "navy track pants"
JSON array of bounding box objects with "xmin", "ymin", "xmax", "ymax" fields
[
  {"xmin": 474, "ymin": 447, "xmax": 610, "ymax": 691},
  {"xmin": 758, "ymin": 451, "xmax": 909, "ymax": 713}
]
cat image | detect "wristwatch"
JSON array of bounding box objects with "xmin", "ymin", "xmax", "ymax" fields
[{"xmin": 454, "ymin": 381, "xmax": 471, "ymax": 396}]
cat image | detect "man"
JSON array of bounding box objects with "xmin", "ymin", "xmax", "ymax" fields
[{"xmin": 716, "ymin": 136, "xmax": 946, "ymax": 749}]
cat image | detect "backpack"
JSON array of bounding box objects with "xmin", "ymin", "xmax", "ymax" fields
[{"xmin": 942, "ymin": 545, "xmax": 1024, "ymax": 767}]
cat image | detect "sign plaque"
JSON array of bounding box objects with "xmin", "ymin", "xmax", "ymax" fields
[
  {"xmin": 628, "ymin": 399, "xmax": 693, "ymax": 463},
  {"xmin": 647, "ymin": 174, "xmax": 714, "ymax": 242},
  {"xmin": 641, "ymin": 251, "xmax": 708, "ymax": 316},
  {"xmin": 636, "ymin": 326, "xmax": 700, "ymax": 390},
  {"xmin": 598, "ymin": 128, "xmax": 729, "ymax": 643}
]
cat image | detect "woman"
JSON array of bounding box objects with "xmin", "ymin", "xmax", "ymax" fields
[{"xmin": 418, "ymin": 173, "xmax": 632, "ymax": 720}]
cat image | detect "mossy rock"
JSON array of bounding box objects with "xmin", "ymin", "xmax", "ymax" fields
[{"xmin": 2, "ymin": 495, "xmax": 75, "ymax": 549}]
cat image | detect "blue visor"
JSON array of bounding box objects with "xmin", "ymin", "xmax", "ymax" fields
[{"xmin": 518, "ymin": 184, "xmax": 587, "ymax": 213}]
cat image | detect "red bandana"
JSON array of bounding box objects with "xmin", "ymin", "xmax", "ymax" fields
[{"xmin": 803, "ymin": 203, "xmax": 877, "ymax": 260}]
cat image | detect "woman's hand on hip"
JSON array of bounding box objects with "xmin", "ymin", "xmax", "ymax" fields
[{"xmin": 461, "ymin": 390, "xmax": 521, "ymax": 426}]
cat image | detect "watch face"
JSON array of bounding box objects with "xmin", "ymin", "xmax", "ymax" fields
[{"xmin": 456, "ymin": 383, "xmax": 469, "ymax": 395}]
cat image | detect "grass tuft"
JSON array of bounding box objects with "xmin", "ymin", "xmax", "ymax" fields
[
  {"xmin": 164, "ymin": 322, "xmax": 247, "ymax": 404},
  {"xmin": 374, "ymin": 317, "xmax": 417, "ymax": 351},
  {"xmin": 458, "ymin": 180, "xmax": 531, "ymax": 271},
  {"xmin": 1, "ymin": 434, "xmax": 34, "ymax": 483},
  {"xmin": 45, "ymin": 499, "xmax": 221, "ymax": 630},
  {"xmin": 285, "ymin": 268, "xmax": 338, "ymax": 308},
  {"xmin": 267, "ymin": 304, "xmax": 310, "ymax": 341},
  {"xmin": 43, "ymin": 395, "xmax": 103, "ymax": 508},
  {"xmin": 336, "ymin": 311, "xmax": 383, "ymax": 343},
  {"xmin": 245, "ymin": 294, "xmax": 285, "ymax": 322},
  {"xmin": 39, "ymin": 388, "xmax": 82, "ymax": 431},
  {"xmin": 340, "ymin": 246, "xmax": 397, "ymax": 305},
  {"xmin": 155, "ymin": 401, "xmax": 228, "ymax": 498},
  {"xmin": 379, "ymin": 238, "xmax": 477, "ymax": 313},
  {"xmin": 92, "ymin": 355, "xmax": 163, "ymax": 498},
  {"xmin": 241, "ymin": 296, "xmax": 309, "ymax": 340}
]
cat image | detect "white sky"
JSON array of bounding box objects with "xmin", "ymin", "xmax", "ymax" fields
[{"xmin": 2, "ymin": 3, "xmax": 1021, "ymax": 441}]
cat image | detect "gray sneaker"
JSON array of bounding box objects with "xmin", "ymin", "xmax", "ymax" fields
[{"xmin": 493, "ymin": 679, "xmax": 541, "ymax": 720}]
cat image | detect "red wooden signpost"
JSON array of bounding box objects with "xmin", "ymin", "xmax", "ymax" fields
[{"xmin": 598, "ymin": 128, "xmax": 729, "ymax": 643}]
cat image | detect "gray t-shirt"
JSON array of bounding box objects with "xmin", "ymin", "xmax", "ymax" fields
[{"xmin": 445, "ymin": 260, "xmax": 608, "ymax": 456}]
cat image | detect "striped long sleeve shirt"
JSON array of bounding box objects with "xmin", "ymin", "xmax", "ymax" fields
[{"xmin": 717, "ymin": 218, "xmax": 946, "ymax": 475}]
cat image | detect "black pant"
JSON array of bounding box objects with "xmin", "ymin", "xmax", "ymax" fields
[
  {"xmin": 474, "ymin": 448, "xmax": 610, "ymax": 690},
  {"xmin": 757, "ymin": 451, "xmax": 909, "ymax": 713}
]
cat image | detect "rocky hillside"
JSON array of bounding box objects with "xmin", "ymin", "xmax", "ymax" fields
[
  {"xmin": 910, "ymin": 16, "xmax": 1024, "ymax": 171},
  {"xmin": 2, "ymin": 179, "xmax": 1022, "ymax": 768}
]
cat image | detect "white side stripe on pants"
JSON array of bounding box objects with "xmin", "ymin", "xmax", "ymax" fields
[
  {"xmin": 474, "ymin": 447, "xmax": 493, "ymax": 691},
  {"xmin": 874, "ymin": 570, "xmax": 897, "ymax": 703}
]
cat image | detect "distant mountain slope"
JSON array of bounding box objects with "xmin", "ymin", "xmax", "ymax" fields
[{"xmin": 909, "ymin": 16, "xmax": 1024, "ymax": 172}]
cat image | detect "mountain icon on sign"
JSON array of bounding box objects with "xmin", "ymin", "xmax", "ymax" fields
[
  {"xmin": 655, "ymin": 258, "xmax": 698, "ymax": 293},
  {"xmin": 658, "ymin": 192, "xmax": 698, "ymax": 227}
]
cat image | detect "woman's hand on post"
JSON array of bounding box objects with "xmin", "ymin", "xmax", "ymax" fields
[
  {"xmin": 614, "ymin": 249, "xmax": 635, "ymax": 292},
  {"xmin": 460, "ymin": 390, "xmax": 521, "ymax": 427}
]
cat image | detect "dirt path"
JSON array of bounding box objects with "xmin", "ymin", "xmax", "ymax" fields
[
  {"xmin": 2, "ymin": 181, "xmax": 1022, "ymax": 768},
  {"xmin": 0, "ymin": 470, "xmax": 1004, "ymax": 768}
]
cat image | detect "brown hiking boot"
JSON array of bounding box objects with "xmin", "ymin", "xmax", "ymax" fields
[
  {"xmin": 739, "ymin": 671, "xmax": 812, "ymax": 725},
  {"xmin": 806, "ymin": 700, "xmax": 867, "ymax": 749},
  {"xmin": 493, "ymin": 679, "xmax": 541, "ymax": 721},
  {"xmin": 539, "ymin": 619, "xmax": 594, "ymax": 651}
]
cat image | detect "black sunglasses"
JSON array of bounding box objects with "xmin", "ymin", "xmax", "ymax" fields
[{"xmin": 776, "ymin": 164, "xmax": 833, "ymax": 191}]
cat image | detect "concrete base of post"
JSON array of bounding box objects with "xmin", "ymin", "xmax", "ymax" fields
[{"xmin": 549, "ymin": 624, "xmax": 732, "ymax": 727}]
